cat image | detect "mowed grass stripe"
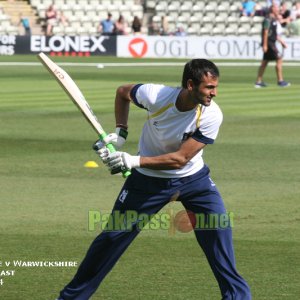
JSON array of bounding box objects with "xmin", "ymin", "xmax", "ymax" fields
[{"xmin": 0, "ymin": 57, "xmax": 299, "ymax": 299}]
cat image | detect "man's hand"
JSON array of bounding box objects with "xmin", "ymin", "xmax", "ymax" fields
[
  {"xmin": 281, "ymin": 41, "xmax": 287, "ymax": 49},
  {"xmin": 97, "ymin": 148, "xmax": 140, "ymax": 175},
  {"xmin": 263, "ymin": 44, "xmax": 268, "ymax": 53},
  {"xmin": 93, "ymin": 127, "xmax": 128, "ymax": 151}
]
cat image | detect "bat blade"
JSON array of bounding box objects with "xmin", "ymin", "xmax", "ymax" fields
[
  {"xmin": 38, "ymin": 52, "xmax": 131, "ymax": 178},
  {"xmin": 38, "ymin": 52, "xmax": 104, "ymax": 137}
]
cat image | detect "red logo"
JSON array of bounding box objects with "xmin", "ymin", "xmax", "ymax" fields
[{"xmin": 128, "ymin": 38, "xmax": 148, "ymax": 58}]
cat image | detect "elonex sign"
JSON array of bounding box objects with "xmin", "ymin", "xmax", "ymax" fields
[{"xmin": 30, "ymin": 36, "xmax": 109, "ymax": 52}]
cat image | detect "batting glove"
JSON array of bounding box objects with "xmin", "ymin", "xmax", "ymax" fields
[
  {"xmin": 106, "ymin": 151, "xmax": 140, "ymax": 174},
  {"xmin": 97, "ymin": 147, "xmax": 110, "ymax": 163},
  {"xmin": 93, "ymin": 127, "xmax": 128, "ymax": 151}
]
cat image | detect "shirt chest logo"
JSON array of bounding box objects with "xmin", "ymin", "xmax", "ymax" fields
[{"xmin": 153, "ymin": 121, "xmax": 159, "ymax": 129}]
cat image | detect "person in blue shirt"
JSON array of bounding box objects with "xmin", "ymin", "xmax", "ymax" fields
[
  {"xmin": 241, "ymin": 0, "xmax": 257, "ymax": 16},
  {"xmin": 19, "ymin": 13, "xmax": 31, "ymax": 35},
  {"xmin": 98, "ymin": 12, "xmax": 114, "ymax": 35}
]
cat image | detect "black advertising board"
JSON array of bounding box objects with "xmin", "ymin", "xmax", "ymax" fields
[{"xmin": 0, "ymin": 35, "xmax": 117, "ymax": 56}]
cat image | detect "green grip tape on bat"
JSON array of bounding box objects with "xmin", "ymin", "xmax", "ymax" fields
[{"xmin": 99, "ymin": 133, "xmax": 131, "ymax": 178}]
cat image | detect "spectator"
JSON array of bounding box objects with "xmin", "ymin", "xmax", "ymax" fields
[
  {"xmin": 114, "ymin": 15, "xmax": 128, "ymax": 35},
  {"xmin": 291, "ymin": 1, "xmax": 300, "ymax": 21},
  {"xmin": 45, "ymin": 4, "xmax": 57, "ymax": 36},
  {"xmin": 254, "ymin": 2, "xmax": 266, "ymax": 16},
  {"xmin": 174, "ymin": 24, "xmax": 187, "ymax": 36},
  {"xmin": 278, "ymin": 2, "xmax": 291, "ymax": 28},
  {"xmin": 57, "ymin": 11, "xmax": 69, "ymax": 27},
  {"xmin": 266, "ymin": 0, "xmax": 281, "ymax": 8},
  {"xmin": 287, "ymin": 1, "xmax": 300, "ymax": 35},
  {"xmin": 241, "ymin": 0, "xmax": 257, "ymax": 16},
  {"xmin": 159, "ymin": 16, "xmax": 169, "ymax": 35},
  {"xmin": 18, "ymin": 13, "xmax": 31, "ymax": 35},
  {"xmin": 131, "ymin": 16, "xmax": 142, "ymax": 34},
  {"xmin": 98, "ymin": 13, "xmax": 115, "ymax": 35},
  {"xmin": 148, "ymin": 16, "xmax": 160, "ymax": 35}
]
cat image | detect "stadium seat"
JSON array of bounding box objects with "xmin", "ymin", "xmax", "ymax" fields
[
  {"xmin": 215, "ymin": 15, "xmax": 226, "ymax": 24},
  {"xmin": 113, "ymin": 0, "xmax": 123, "ymax": 6},
  {"xmin": 146, "ymin": 1, "xmax": 156, "ymax": 9},
  {"xmin": 180, "ymin": 3, "xmax": 193, "ymax": 16},
  {"xmin": 177, "ymin": 15, "xmax": 188, "ymax": 24},
  {"xmin": 189, "ymin": 15, "xmax": 200, "ymax": 24},
  {"xmin": 52, "ymin": 25, "xmax": 64, "ymax": 35},
  {"xmin": 155, "ymin": 3, "xmax": 167, "ymax": 16},
  {"xmin": 166, "ymin": 15, "xmax": 175, "ymax": 25},
  {"xmin": 64, "ymin": 26, "xmax": 76, "ymax": 35},
  {"xmin": 101, "ymin": 0, "xmax": 111, "ymax": 8},
  {"xmin": 227, "ymin": 15, "xmax": 239, "ymax": 23},
  {"xmin": 224, "ymin": 26, "xmax": 237, "ymax": 35},
  {"xmin": 249, "ymin": 26, "xmax": 261, "ymax": 36},
  {"xmin": 199, "ymin": 27, "xmax": 211, "ymax": 35},
  {"xmin": 229, "ymin": 4, "xmax": 240, "ymax": 16},
  {"xmin": 167, "ymin": 3, "xmax": 179, "ymax": 17},
  {"xmin": 202, "ymin": 15, "xmax": 214, "ymax": 25},
  {"xmin": 89, "ymin": 0, "xmax": 100, "ymax": 7},
  {"xmin": 6, "ymin": 25, "xmax": 19, "ymax": 35},
  {"xmin": 187, "ymin": 27, "xmax": 197, "ymax": 35},
  {"xmin": 239, "ymin": 16, "xmax": 252, "ymax": 24},
  {"xmin": 252, "ymin": 23, "xmax": 262, "ymax": 32},
  {"xmin": 218, "ymin": 2, "xmax": 230, "ymax": 12},
  {"xmin": 227, "ymin": 22, "xmax": 238, "ymax": 32},
  {"xmin": 212, "ymin": 27, "xmax": 224, "ymax": 35},
  {"xmin": 237, "ymin": 27, "xmax": 248, "ymax": 35},
  {"xmin": 252, "ymin": 16, "xmax": 264, "ymax": 24},
  {"xmin": 192, "ymin": 3, "xmax": 205, "ymax": 13},
  {"xmin": 191, "ymin": 22, "xmax": 201, "ymax": 31},
  {"xmin": 241, "ymin": 23, "xmax": 251, "ymax": 31}
]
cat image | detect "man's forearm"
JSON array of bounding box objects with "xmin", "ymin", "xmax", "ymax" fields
[
  {"xmin": 114, "ymin": 86, "xmax": 131, "ymax": 128},
  {"xmin": 140, "ymin": 153, "xmax": 189, "ymax": 170}
]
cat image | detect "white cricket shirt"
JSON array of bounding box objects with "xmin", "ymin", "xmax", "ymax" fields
[{"xmin": 130, "ymin": 84, "xmax": 223, "ymax": 178}]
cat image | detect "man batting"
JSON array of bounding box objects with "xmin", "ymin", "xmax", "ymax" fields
[{"xmin": 57, "ymin": 59, "xmax": 251, "ymax": 300}]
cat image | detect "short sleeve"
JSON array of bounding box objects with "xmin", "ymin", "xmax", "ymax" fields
[
  {"xmin": 192, "ymin": 102, "xmax": 223, "ymax": 144},
  {"xmin": 130, "ymin": 83, "xmax": 170, "ymax": 112},
  {"xmin": 263, "ymin": 18, "xmax": 270, "ymax": 30}
]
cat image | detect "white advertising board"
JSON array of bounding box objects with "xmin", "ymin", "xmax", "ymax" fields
[{"xmin": 117, "ymin": 36, "xmax": 300, "ymax": 60}]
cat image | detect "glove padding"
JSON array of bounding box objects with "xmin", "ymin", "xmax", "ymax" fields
[
  {"xmin": 98, "ymin": 148, "xmax": 140, "ymax": 174},
  {"xmin": 93, "ymin": 127, "xmax": 128, "ymax": 151}
]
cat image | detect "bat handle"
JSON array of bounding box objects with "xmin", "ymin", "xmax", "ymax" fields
[
  {"xmin": 105, "ymin": 143, "xmax": 131, "ymax": 178},
  {"xmin": 98, "ymin": 131, "xmax": 131, "ymax": 178}
]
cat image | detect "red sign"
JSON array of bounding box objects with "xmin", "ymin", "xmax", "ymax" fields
[{"xmin": 128, "ymin": 38, "xmax": 148, "ymax": 58}]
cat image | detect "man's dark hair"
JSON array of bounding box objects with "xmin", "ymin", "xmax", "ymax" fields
[{"xmin": 181, "ymin": 59, "xmax": 219, "ymax": 88}]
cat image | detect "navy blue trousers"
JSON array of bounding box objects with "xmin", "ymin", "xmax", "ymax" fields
[{"xmin": 59, "ymin": 165, "xmax": 251, "ymax": 299}]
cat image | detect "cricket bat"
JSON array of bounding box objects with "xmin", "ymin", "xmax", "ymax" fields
[{"xmin": 38, "ymin": 52, "xmax": 131, "ymax": 178}]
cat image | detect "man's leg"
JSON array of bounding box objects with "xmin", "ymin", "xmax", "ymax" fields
[
  {"xmin": 275, "ymin": 57, "xmax": 283, "ymax": 82},
  {"xmin": 179, "ymin": 166, "xmax": 251, "ymax": 300},
  {"xmin": 58, "ymin": 170, "xmax": 171, "ymax": 300},
  {"xmin": 256, "ymin": 59, "xmax": 268, "ymax": 83}
]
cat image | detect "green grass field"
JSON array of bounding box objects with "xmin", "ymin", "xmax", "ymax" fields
[{"xmin": 0, "ymin": 55, "xmax": 299, "ymax": 299}]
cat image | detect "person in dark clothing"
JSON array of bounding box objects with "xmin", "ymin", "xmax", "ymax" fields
[{"xmin": 255, "ymin": 4, "xmax": 290, "ymax": 88}]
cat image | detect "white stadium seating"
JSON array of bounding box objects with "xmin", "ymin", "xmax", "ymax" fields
[{"xmin": 0, "ymin": 0, "xmax": 297, "ymax": 36}]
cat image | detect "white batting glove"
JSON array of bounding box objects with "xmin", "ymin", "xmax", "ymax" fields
[
  {"xmin": 97, "ymin": 147, "xmax": 110, "ymax": 164},
  {"xmin": 106, "ymin": 151, "xmax": 140, "ymax": 173},
  {"xmin": 93, "ymin": 127, "xmax": 128, "ymax": 151}
]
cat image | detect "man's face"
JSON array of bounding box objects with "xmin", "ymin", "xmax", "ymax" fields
[
  {"xmin": 189, "ymin": 73, "xmax": 218, "ymax": 107},
  {"xmin": 271, "ymin": 4, "xmax": 279, "ymax": 17}
]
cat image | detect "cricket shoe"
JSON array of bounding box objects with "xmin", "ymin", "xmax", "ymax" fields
[
  {"xmin": 278, "ymin": 80, "xmax": 291, "ymax": 87},
  {"xmin": 254, "ymin": 82, "xmax": 267, "ymax": 88}
]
